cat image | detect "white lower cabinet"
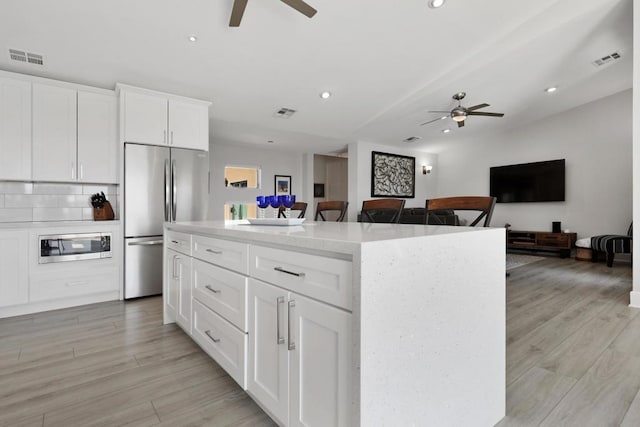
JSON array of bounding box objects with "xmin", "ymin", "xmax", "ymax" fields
[
  {"xmin": 0, "ymin": 230, "xmax": 29, "ymax": 307},
  {"xmin": 192, "ymin": 299, "xmax": 247, "ymax": 387},
  {"xmin": 164, "ymin": 228, "xmax": 353, "ymax": 427},
  {"xmin": 248, "ymin": 278, "xmax": 352, "ymax": 427},
  {"xmin": 247, "ymin": 279, "xmax": 290, "ymax": 425},
  {"xmin": 165, "ymin": 248, "xmax": 191, "ymax": 333},
  {"xmin": 30, "ymin": 266, "xmax": 118, "ymax": 302}
]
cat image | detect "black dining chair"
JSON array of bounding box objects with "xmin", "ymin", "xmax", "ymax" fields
[
  {"xmin": 359, "ymin": 199, "xmax": 406, "ymax": 223},
  {"xmin": 278, "ymin": 202, "xmax": 308, "ymax": 219},
  {"xmin": 315, "ymin": 201, "xmax": 349, "ymax": 222}
]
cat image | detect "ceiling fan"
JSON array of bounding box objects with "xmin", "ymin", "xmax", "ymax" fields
[
  {"xmin": 421, "ymin": 92, "xmax": 505, "ymax": 128},
  {"xmin": 229, "ymin": 0, "xmax": 317, "ymax": 27}
]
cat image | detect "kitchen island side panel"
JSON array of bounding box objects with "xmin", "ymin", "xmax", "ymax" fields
[{"xmin": 359, "ymin": 228, "xmax": 505, "ymax": 426}]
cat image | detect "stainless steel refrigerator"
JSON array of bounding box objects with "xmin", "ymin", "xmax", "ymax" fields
[{"xmin": 124, "ymin": 143, "xmax": 209, "ymax": 299}]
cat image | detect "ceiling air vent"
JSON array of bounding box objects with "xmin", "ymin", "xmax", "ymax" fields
[
  {"xmin": 274, "ymin": 107, "xmax": 297, "ymax": 119},
  {"xmin": 9, "ymin": 49, "xmax": 44, "ymax": 65},
  {"xmin": 592, "ymin": 51, "xmax": 621, "ymax": 67},
  {"xmin": 27, "ymin": 52, "xmax": 43, "ymax": 65},
  {"xmin": 9, "ymin": 49, "xmax": 26, "ymax": 62},
  {"xmin": 403, "ymin": 136, "xmax": 422, "ymax": 143}
]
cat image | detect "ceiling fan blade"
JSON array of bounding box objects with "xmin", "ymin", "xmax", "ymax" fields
[
  {"xmin": 467, "ymin": 112, "xmax": 505, "ymax": 117},
  {"xmin": 466, "ymin": 103, "xmax": 490, "ymax": 111},
  {"xmin": 458, "ymin": 120, "xmax": 465, "ymax": 128},
  {"xmin": 420, "ymin": 117, "xmax": 447, "ymax": 126},
  {"xmin": 427, "ymin": 110, "xmax": 450, "ymax": 113},
  {"xmin": 280, "ymin": 0, "xmax": 317, "ymax": 18},
  {"xmin": 229, "ymin": 0, "xmax": 248, "ymax": 27}
]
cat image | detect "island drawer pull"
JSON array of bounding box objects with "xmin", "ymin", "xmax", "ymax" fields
[
  {"xmin": 205, "ymin": 248, "xmax": 223, "ymax": 254},
  {"xmin": 171, "ymin": 240, "xmax": 180, "ymax": 244},
  {"xmin": 205, "ymin": 330, "xmax": 220, "ymax": 343},
  {"xmin": 288, "ymin": 300, "xmax": 296, "ymax": 351},
  {"xmin": 274, "ymin": 266, "xmax": 306, "ymax": 278},
  {"xmin": 205, "ymin": 285, "xmax": 221, "ymax": 294},
  {"xmin": 276, "ymin": 296, "xmax": 285, "ymax": 345}
]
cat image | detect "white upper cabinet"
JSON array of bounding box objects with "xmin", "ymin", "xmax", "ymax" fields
[
  {"xmin": 120, "ymin": 85, "xmax": 210, "ymax": 151},
  {"xmin": 32, "ymin": 83, "xmax": 77, "ymax": 182},
  {"xmin": 169, "ymin": 99, "xmax": 209, "ymax": 150},
  {"xmin": 0, "ymin": 77, "xmax": 31, "ymax": 180},
  {"xmin": 122, "ymin": 90, "xmax": 168, "ymax": 146},
  {"xmin": 77, "ymin": 91, "xmax": 118, "ymax": 183}
]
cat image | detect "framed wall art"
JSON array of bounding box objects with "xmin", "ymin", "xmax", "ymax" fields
[
  {"xmin": 371, "ymin": 151, "xmax": 415, "ymax": 198},
  {"xmin": 274, "ymin": 175, "xmax": 292, "ymax": 195}
]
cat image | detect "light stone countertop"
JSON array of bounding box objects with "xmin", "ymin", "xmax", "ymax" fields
[{"xmin": 166, "ymin": 220, "xmax": 502, "ymax": 255}]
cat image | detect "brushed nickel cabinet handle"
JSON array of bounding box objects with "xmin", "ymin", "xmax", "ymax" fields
[
  {"xmin": 205, "ymin": 248, "xmax": 222, "ymax": 254},
  {"xmin": 274, "ymin": 267, "xmax": 305, "ymax": 278},
  {"xmin": 288, "ymin": 300, "xmax": 296, "ymax": 351},
  {"xmin": 172, "ymin": 255, "xmax": 181, "ymax": 279},
  {"xmin": 276, "ymin": 296, "xmax": 285, "ymax": 345},
  {"xmin": 205, "ymin": 285, "xmax": 221, "ymax": 294},
  {"xmin": 205, "ymin": 330, "xmax": 220, "ymax": 343}
]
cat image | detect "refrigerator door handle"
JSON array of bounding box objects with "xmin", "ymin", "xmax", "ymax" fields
[
  {"xmin": 164, "ymin": 159, "xmax": 170, "ymax": 222},
  {"xmin": 171, "ymin": 159, "xmax": 177, "ymax": 222}
]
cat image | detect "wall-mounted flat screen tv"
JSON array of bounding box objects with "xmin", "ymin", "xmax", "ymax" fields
[{"xmin": 490, "ymin": 159, "xmax": 565, "ymax": 203}]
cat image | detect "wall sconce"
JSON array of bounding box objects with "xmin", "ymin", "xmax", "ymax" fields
[{"xmin": 422, "ymin": 165, "xmax": 433, "ymax": 175}]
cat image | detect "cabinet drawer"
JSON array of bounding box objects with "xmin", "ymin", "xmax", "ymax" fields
[
  {"xmin": 30, "ymin": 266, "xmax": 119, "ymax": 302},
  {"xmin": 249, "ymin": 245, "xmax": 352, "ymax": 311},
  {"xmin": 166, "ymin": 231, "xmax": 191, "ymax": 255},
  {"xmin": 193, "ymin": 259, "xmax": 248, "ymax": 331},
  {"xmin": 192, "ymin": 235, "xmax": 248, "ymax": 274},
  {"xmin": 192, "ymin": 299, "xmax": 246, "ymax": 388}
]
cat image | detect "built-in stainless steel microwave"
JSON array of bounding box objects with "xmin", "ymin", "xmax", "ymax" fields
[{"xmin": 39, "ymin": 233, "xmax": 112, "ymax": 264}]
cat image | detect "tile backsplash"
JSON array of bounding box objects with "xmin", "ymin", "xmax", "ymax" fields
[{"xmin": 0, "ymin": 182, "xmax": 119, "ymax": 222}]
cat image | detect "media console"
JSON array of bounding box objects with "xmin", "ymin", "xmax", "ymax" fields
[{"xmin": 507, "ymin": 230, "xmax": 577, "ymax": 258}]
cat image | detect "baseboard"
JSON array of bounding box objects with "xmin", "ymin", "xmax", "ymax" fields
[
  {"xmin": 0, "ymin": 292, "xmax": 119, "ymax": 319},
  {"xmin": 629, "ymin": 291, "xmax": 640, "ymax": 308}
]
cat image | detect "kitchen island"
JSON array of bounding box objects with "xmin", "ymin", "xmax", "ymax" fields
[{"xmin": 163, "ymin": 220, "xmax": 505, "ymax": 427}]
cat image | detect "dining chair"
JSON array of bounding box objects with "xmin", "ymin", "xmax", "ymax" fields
[
  {"xmin": 424, "ymin": 196, "xmax": 497, "ymax": 227},
  {"xmin": 315, "ymin": 201, "xmax": 349, "ymax": 222},
  {"xmin": 278, "ymin": 202, "xmax": 308, "ymax": 218},
  {"xmin": 359, "ymin": 199, "xmax": 406, "ymax": 223}
]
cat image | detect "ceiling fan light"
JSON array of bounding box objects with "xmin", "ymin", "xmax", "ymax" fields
[{"xmin": 452, "ymin": 115, "xmax": 466, "ymax": 122}]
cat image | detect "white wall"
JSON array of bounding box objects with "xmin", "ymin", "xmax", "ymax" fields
[
  {"xmin": 347, "ymin": 141, "xmax": 438, "ymax": 221},
  {"xmin": 437, "ymin": 89, "xmax": 632, "ymax": 238},
  {"xmin": 631, "ymin": 0, "xmax": 639, "ymax": 307},
  {"xmin": 208, "ymin": 141, "xmax": 304, "ymax": 220}
]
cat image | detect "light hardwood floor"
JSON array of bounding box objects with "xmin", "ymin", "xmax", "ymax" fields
[{"xmin": 0, "ymin": 257, "xmax": 634, "ymax": 426}]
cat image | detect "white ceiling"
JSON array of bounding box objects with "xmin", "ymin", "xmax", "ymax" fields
[{"xmin": 0, "ymin": 0, "xmax": 632, "ymax": 154}]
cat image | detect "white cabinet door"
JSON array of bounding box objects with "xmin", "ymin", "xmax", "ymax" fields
[
  {"xmin": 122, "ymin": 91, "xmax": 167, "ymax": 145},
  {"xmin": 0, "ymin": 77, "xmax": 31, "ymax": 180},
  {"xmin": 165, "ymin": 249, "xmax": 181, "ymax": 322},
  {"xmin": 0, "ymin": 231, "xmax": 28, "ymax": 307},
  {"xmin": 32, "ymin": 83, "xmax": 77, "ymax": 181},
  {"xmin": 176, "ymin": 254, "xmax": 192, "ymax": 334},
  {"xmin": 166, "ymin": 248, "xmax": 191, "ymax": 334},
  {"xmin": 247, "ymin": 279, "xmax": 290, "ymax": 426},
  {"xmin": 168, "ymin": 99, "xmax": 209, "ymax": 151},
  {"xmin": 77, "ymin": 91, "xmax": 117, "ymax": 183},
  {"xmin": 289, "ymin": 294, "xmax": 352, "ymax": 427}
]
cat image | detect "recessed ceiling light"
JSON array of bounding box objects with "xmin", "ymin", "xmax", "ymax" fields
[
  {"xmin": 442, "ymin": 129, "xmax": 451, "ymax": 134},
  {"xmin": 188, "ymin": 35, "xmax": 198, "ymax": 42},
  {"xmin": 320, "ymin": 91, "xmax": 332, "ymax": 99},
  {"xmin": 428, "ymin": 0, "xmax": 446, "ymax": 9},
  {"xmin": 545, "ymin": 86, "xmax": 558, "ymax": 93},
  {"xmin": 441, "ymin": 116, "xmax": 447, "ymax": 120}
]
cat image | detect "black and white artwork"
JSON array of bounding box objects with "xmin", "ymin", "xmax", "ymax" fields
[{"xmin": 371, "ymin": 151, "xmax": 415, "ymax": 198}]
